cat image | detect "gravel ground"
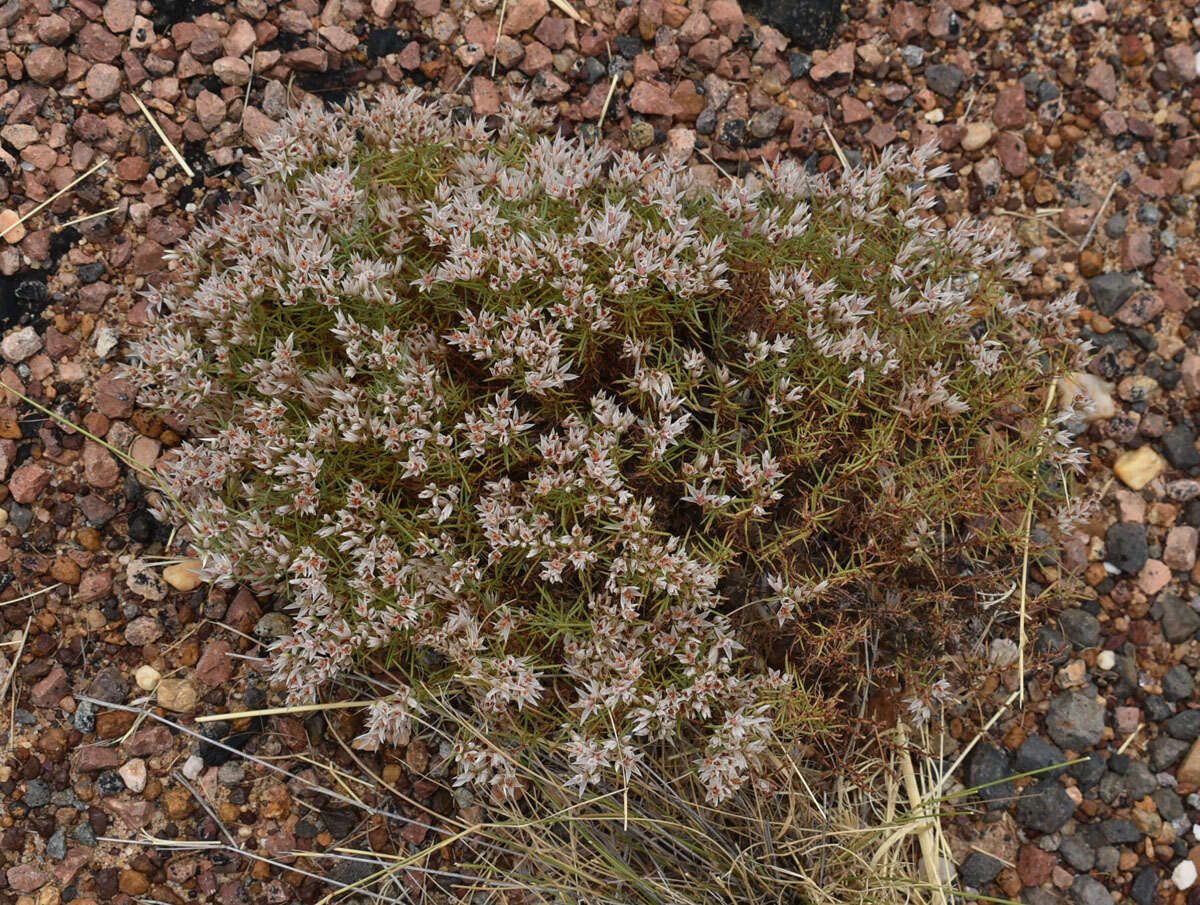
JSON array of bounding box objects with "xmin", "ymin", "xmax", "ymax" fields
[{"xmin": 0, "ymin": 0, "xmax": 1198, "ymax": 902}]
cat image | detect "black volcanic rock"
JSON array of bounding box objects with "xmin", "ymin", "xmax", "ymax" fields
[{"xmin": 743, "ymin": 0, "xmax": 842, "ymax": 49}]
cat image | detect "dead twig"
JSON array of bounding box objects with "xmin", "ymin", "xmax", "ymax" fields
[
  {"xmin": 0, "ymin": 158, "xmax": 109, "ymax": 240},
  {"xmin": 1, "ymin": 619, "xmax": 30, "ymax": 749},
  {"xmin": 132, "ymin": 94, "xmax": 195, "ymax": 178},
  {"xmin": 548, "ymin": 0, "xmax": 587, "ymax": 23},
  {"xmin": 1017, "ymin": 381, "xmax": 1058, "ymax": 705},
  {"xmin": 491, "ymin": 0, "xmax": 510, "ymax": 78},
  {"xmin": 1077, "ymin": 177, "xmax": 1120, "ymax": 253},
  {"xmin": 596, "ymin": 72, "xmax": 620, "ymax": 139},
  {"xmin": 196, "ymin": 697, "xmax": 384, "ymax": 724},
  {"xmin": 823, "ymin": 121, "xmax": 849, "ymax": 172}
]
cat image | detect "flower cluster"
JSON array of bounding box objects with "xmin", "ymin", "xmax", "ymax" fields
[{"xmin": 130, "ymin": 89, "xmax": 1087, "ymax": 802}]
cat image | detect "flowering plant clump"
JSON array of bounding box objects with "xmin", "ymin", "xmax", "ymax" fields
[{"xmin": 131, "ymin": 89, "xmax": 1090, "ymax": 804}]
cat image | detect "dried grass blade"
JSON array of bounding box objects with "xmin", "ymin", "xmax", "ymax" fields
[{"xmin": 132, "ymin": 94, "xmax": 195, "ymax": 178}]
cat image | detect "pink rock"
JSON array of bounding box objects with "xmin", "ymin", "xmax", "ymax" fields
[
  {"xmin": 402, "ymin": 820, "xmax": 428, "ymax": 845},
  {"xmin": 195, "ymin": 90, "xmax": 227, "ymax": 131},
  {"xmin": 579, "ymin": 27, "xmax": 609, "ymax": 56},
  {"xmin": 45, "ymin": 326, "xmax": 80, "ymax": 359},
  {"xmin": 995, "ymin": 132, "xmax": 1028, "ymax": 176},
  {"xmin": 927, "ymin": 2, "xmax": 956, "ymax": 38},
  {"xmin": 276, "ymin": 9, "xmax": 311, "ymax": 33},
  {"xmin": 126, "ymin": 725, "xmax": 173, "ymax": 756},
  {"xmin": 397, "ymin": 41, "xmax": 422, "ymax": 69},
  {"xmin": 1114, "ymin": 705, "xmax": 1141, "ymax": 735},
  {"xmin": 77, "ymin": 569, "xmax": 114, "ymax": 603},
  {"xmin": 3, "ymin": 326, "xmax": 42, "ymax": 361},
  {"xmin": 77, "ymin": 745, "xmax": 123, "ymax": 772},
  {"xmin": 242, "ymin": 107, "xmax": 278, "ymax": 145},
  {"xmin": 502, "ymin": 0, "xmax": 549, "ymax": 34},
  {"xmin": 1099, "ymin": 109, "xmax": 1127, "ymax": 135},
  {"xmin": 95, "ymin": 374, "xmax": 135, "ymax": 418},
  {"xmin": 6, "ymin": 865, "xmax": 50, "ymax": 894},
  {"xmin": 495, "ymin": 39, "xmax": 533, "ymax": 74},
  {"xmin": 167, "ymin": 859, "xmax": 198, "ymax": 883},
  {"xmin": 1155, "ymin": 273, "xmax": 1190, "ymax": 312},
  {"xmin": 1120, "ymin": 231, "xmax": 1154, "ymax": 270},
  {"xmin": 459, "ymin": 18, "xmax": 496, "ymax": 55},
  {"xmin": 665, "ymin": 126, "xmax": 696, "ymax": 159},
  {"xmin": 1059, "ymin": 206, "xmax": 1094, "ymax": 236},
  {"xmin": 865, "ymin": 121, "xmax": 897, "ymax": 148},
  {"xmin": 678, "ymin": 11, "xmax": 711, "ymax": 42},
  {"xmin": 687, "ymin": 37, "xmax": 726, "ymax": 69},
  {"xmin": 519, "ymin": 41, "xmax": 552, "ymax": 74},
  {"xmin": 974, "ymin": 156, "xmax": 1002, "ymax": 192},
  {"xmin": 1084, "ymin": 61, "xmax": 1117, "ymax": 101},
  {"xmin": 1017, "ymin": 844, "xmax": 1055, "ymax": 887},
  {"xmin": 1165, "ymin": 45, "xmax": 1198, "ymax": 82},
  {"xmin": 103, "ymin": 796, "xmax": 157, "ymax": 829},
  {"xmin": 78, "ymin": 23, "xmax": 123, "ymax": 63},
  {"xmin": 706, "ymin": 0, "xmax": 744, "ymax": 31},
  {"xmin": 103, "ymin": 0, "xmax": 137, "ymax": 32},
  {"xmin": 319, "ymin": 25, "xmax": 358, "ymax": 52},
  {"xmin": 534, "ymin": 16, "xmax": 573, "ymax": 50},
  {"xmin": 840, "ymin": 95, "xmax": 870, "ymax": 124},
  {"xmin": 265, "ymin": 831, "xmax": 297, "ymax": 862},
  {"xmin": 976, "ymin": 2, "xmax": 1004, "ymax": 30},
  {"xmin": 86, "ymin": 63, "xmax": 123, "ymax": 101},
  {"xmin": 83, "ymin": 439, "xmax": 122, "ymax": 488},
  {"xmin": 1164, "ymin": 526, "xmax": 1198, "ymax": 572},
  {"xmin": 197, "ymin": 639, "xmax": 235, "ymax": 686},
  {"xmin": 31, "ymin": 667, "xmax": 70, "ymax": 707},
  {"xmin": 1115, "ymin": 292, "xmax": 1163, "ymax": 327},
  {"xmin": 25, "ymin": 47, "xmax": 68, "ymax": 84},
  {"xmin": 1138, "ymin": 558, "xmax": 1171, "ymax": 595},
  {"xmin": 1133, "ymin": 173, "xmax": 1164, "ymax": 196},
  {"xmin": 37, "ymin": 13, "xmax": 72, "ymax": 45},
  {"xmin": 1182, "ymin": 354, "xmax": 1200, "ymax": 396},
  {"xmin": 9, "ymin": 462, "xmax": 51, "ymax": 504},
  {"xmin": 54, "ymin": 848, "xmax": 92, "ymax": 886},
  {"xmin": 129, "ymin": 15, "xmax": 156, "ymax": 49},
  {"xmin": 117, "ymin": 157, "xmax": 151, "ymax": 183},
  {"xmin": 471, "ymin": 77, "xmax": 501, "ymax": 116},
  {"xmin": 1062, "ymin": 532, "xmax": 1089, "ymax": 574},
  {"xmin": 224, "ymin": 19, "xmax": 257, "ymax": 57},
  {"xmin": 173, "ymin": 23, "xmax": 203, "ymax": 51},
  {"xmin": 213, "ymin": 56, "xmax": 252, "ymax": 85},
  {"xmin": 124, "ymin": 615, "xmax": 163, "ymax": 647},
  {"xmin": 629, "ymin": 80, "xmax": 681, "ymax": 116},
  {"xmin": 810, "ymin": 42, "xmax": 855, "ymax": 81},
  {"xmin": 886, "ymin": 1, "xmax": 925, "ymax": 43},
  {"xmin": 285, "ymin": 48, "xmax": 328, "ymax": 71},
  {"xmin": 992, "ymin": 85, "xmax": 1026, "ymax": 129},
  {"xmin": 23, "ymin": 144, "xmax": 57, "ymax": 170},
  {"xmin": 1116, "ymin": 489, "xmax": 1147, "ymax": 522},
  {"xmin": 530, "ymin": 70, "xmax": 569, "ymax": 101},
  {"xmin": 226, "ymin": 588, "xmax": 263, "ymax": 632}
]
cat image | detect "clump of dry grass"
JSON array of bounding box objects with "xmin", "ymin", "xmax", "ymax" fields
[
  {"xmin": 415, "ymin": 698, "xmax": 959, "ymax": 905},
  {"xmin": 89, "ymin": 686, "xmax": 1077, "ymax": 905}
]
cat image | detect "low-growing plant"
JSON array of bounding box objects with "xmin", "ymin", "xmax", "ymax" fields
[{"xmin": 130, "ymin": 88, "xmax": 1089, "ymax": 804}]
